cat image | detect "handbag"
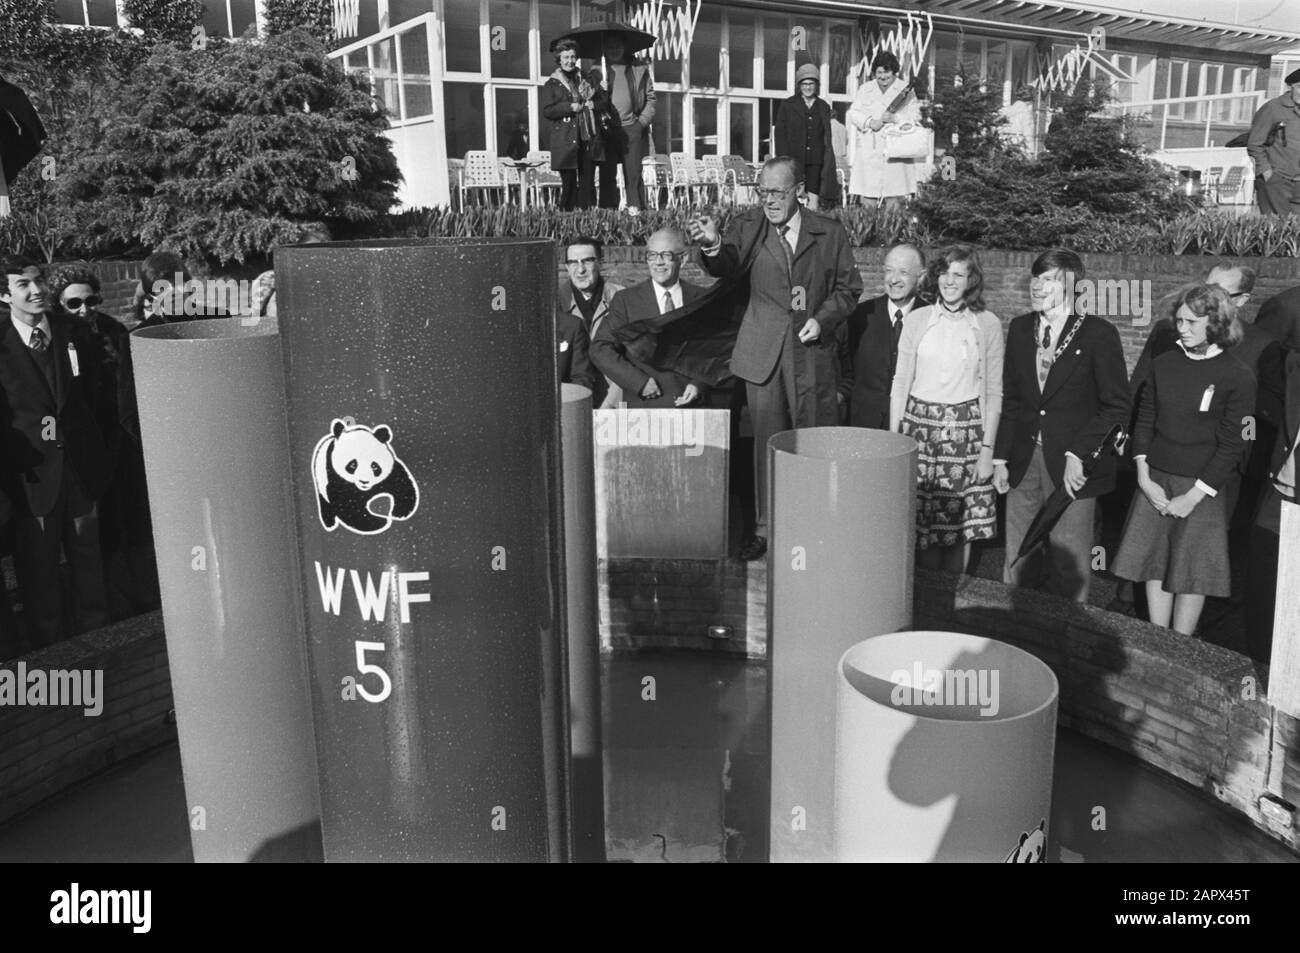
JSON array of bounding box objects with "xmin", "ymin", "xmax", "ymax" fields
[{"xmin": 883, "ymin": 122, "xmax": 931, "ymax": 161}]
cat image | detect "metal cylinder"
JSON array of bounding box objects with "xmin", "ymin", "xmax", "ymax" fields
[
  {"xmin": 768, "ymin": 426, "xmax": 916, "ymax": 863},
  {"xmin": 561, "ymin": 383, "xmax": 604, "ymax": 861},
  {"xmin": 835, "ymin": 631, "xmax": 1059, "ymax": 862},
  {"xmin": 276, "ymin": 238, "xmax": 570, "ymax": 862},
  {"xmin": 131, "ymin": 318, "xmax": 320, "ymax": 862}
]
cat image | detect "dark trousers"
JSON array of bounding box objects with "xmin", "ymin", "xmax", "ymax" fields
[
  {"xmin": 559, "ymin": 140, "xmax": 596, "ymax": 210},
  {"xmin": 9, "ymin": 470, "xmax": 109, "ymax": 649},
  {"xmin": 1246, "ymin": 484, "xmax": 1291, "ymax": 665},
  {"xmin": 1003, "ymin": 445, "xmax": 1097, "ymax": 603},
  {"xmin": 1255, "ymin": 173, "xmax": 1300, "ymax": 215},
  {"xmin": 596, "ymin": 161, "xmax": 621, "ymax": 209},
  {"xmin": 620, "ymin": 121, "xmax": 649, "ymax": 209}
]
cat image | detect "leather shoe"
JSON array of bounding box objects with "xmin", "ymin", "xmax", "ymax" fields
[{"xmin": 738, "ymin": 534, "xmax": 767, "ymax": 561}]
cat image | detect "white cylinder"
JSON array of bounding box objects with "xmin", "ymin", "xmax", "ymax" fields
[{"xmin": 834, "ymin": 631, "xmax": 1059, "ymax": 863}]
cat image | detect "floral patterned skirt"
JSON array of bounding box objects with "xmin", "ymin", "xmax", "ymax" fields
[{"xmin": 900, "ymin": 395, "xmax": 998, "ymax": 549}]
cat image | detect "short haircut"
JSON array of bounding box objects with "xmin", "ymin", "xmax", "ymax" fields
[
  {"xmin": 140, "ymin": 252, "xmax": 186, "ymax": 290},
  {"xmin": 1030, "ymin": 248, "xmax": 1085, "ymax": 284},
  {"xmin": 2, "ymin": 254, "xmax": 42, "ymax": 279},
  {"xmin": 890, "ymin": 242, "xmax": 926, "ymax": 269},
  {"xmin": 50, "ymin": 266, "xmax": 101, "ymax": 303},
  {"xmin": 552, "ymin": 38, "xmax": 580, "ymax": 64},
  {"xmin": 649, "ymin": 226, "xmax": 687, "ymax": 250},
  {"xmin": 1207, "ymin": 261, "xmax": 1256, "ymax": 295},
  {"xmin": 927, "ymin": 245, "xmax": 986, "ymax": 312},
  {"xmin": 761, "ymin": 155, "xmax": 804, "ymax": 186},
  {"xmin": 567, "ymin": 235, "xmax": 603, "ymax": 258},
  {"xmin": 871, "ymin": 52, "xmax": 901, "ymax": 75},
  {"xmin": 1172, "ymin": 283, "xmax": 1242, "ymax": 348}
]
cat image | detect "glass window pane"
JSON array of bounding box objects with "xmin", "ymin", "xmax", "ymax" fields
[
  {"xmin": 690, "ymin": 5, "xmax": 721, "ymax": 89},
  {"xmin": 445, "ymin": 82, "xmax": 488, "ymax": 158},
  {"xmin": 87, "ymin": 0, "xmax": 117, "ymax": 26},
  {"xmin": 496, "ymin": 88, "xmax": 531, "ymax": 160},
  {"xmin": 827, "ymin": 20, "xmax": 852, "ymax": 95},
  {"xmin": 935, "ymin": 33, "xmax": 970, "ymax": 86},
  {"xmin": 228, "ymin": 0, "xmax": 255, "ymax": 34},
  {"xmin": 400, "ymin": 24, "xmax": 433, "ymax": 118},
  {"xmin": 201, "ymin": 0, "xmax": 228, "ymax": 37},
  {"xmin": 651, "ymin": 91, "xmax": 684, "ymax": 154},
  {"xmin": 763, "ymin": 15, "xmax": 789, "ymax": 91},
  {"xmin": 986, "ymin": 40, "xmax": 1007, "ymax": 102},
  {"xmin": 490, "ymin": 0, "xmax": 530, "ymax": 79},
  {"xmin": 445, "ymin": 0, "xmax": 482, "ymax": 74},
  {"xmin": 656, "ymin": 50, "xmax": 682, "ymax": 86},
  {"xmin": 538, "ymin": 0, "xmax": 572, "ymax": 80},
  {"xmin": 390, "ymin": 0, "xmax": 432, "ymax": 26},
  {"xmin": 53, "ymin": 0, "xmax": 84, "ymax": 26},
  {"xmin": 758, "ymin": 97, "xmax": 776, "ymax": 159},
  {"xmin": 729, "ymin": 101, "xmax": 754, "ymax": 159},
  {"xmin": 374, "ymin": 37, "xmax": 400, "ymax": 116},
  {"xmin": 358, "ymin": 0, "xmax": 379, "ymax": 37},
  {"xmin": 694, "ymin": 97, "xmax": 717, "ymax": 154},
  {"xmin": 790, "ymin": 17, "xmax": 821, "ymax": 70},
  {"xmin": 728, "ymin": 14, "xmax": 754, "ymax": 89}
]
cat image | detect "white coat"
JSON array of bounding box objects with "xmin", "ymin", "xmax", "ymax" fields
[{"xmin": 847, "ymin": 77, "xmax": 923, "ymax": 199}]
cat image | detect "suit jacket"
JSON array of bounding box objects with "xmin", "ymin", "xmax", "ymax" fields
[
  {"xmin": 993, "ymin": 311, "xmax": 1131, "ymax": 498},
  {"xmin": 1255, "ymin": 284, "xmax": 1300, "ymax": 349},
  {"xmin": 841, "ymin": 294, "xmax": 921, "ymax": 429},
  {"xmin": 590, "ymin": 279, "xmax": 708, "ymax": 407},
  {"xmin": 556, "ymin": 310, "xmax": 595, "ymax": 394},
  {"xmin": 0, "ymin": 316, "xmax": 111, "ymax": 517},
  {"xmin": 558, "ymin": 279, "xmax": 624, "ymax": 405},
  {"xmin": 700, "ymin": 207, "xmax": 862, "ymax": 387}
]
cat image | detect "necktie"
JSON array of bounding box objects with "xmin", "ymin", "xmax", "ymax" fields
[
  {"xmin": 29, "ymin": 326, "xmax": 46, "ymax": 352},
  {"xmin": 1037, "ymin": 318, "xmax": 1053, "ymax": 389},
  {"xmin": 662, "ymin": 290, "xmax": 673, "ymax": 314},
  {"xmin": 777, "ymin": 225, "xmax": 795, "ymax": 276},
  {"xmin": 890, "ymin": 310, "xmax": 904, "ymax": 371}
]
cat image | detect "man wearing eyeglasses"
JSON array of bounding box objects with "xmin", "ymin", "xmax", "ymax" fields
[
  {"xmin": 558, "ymin": 236, "xmax": 624, "ymax": 407},
  {"xmin": 688, "ymin": 156, "xmax": 863, "ymax": 561},
  {"xmin": 0, "ymin": 255, "xmax": 112, "ymax": 650},
  {"xmin": 591, "ymin": 228, "xmax": 710, "ymax": 408}
]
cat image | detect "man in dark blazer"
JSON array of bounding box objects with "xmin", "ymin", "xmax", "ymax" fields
[
  {"xmin": 1247, "ymin": 343, "xmax": 1300, "ymax": 666},
  {"xmin": 590, "ymin": 228, "xmax": 711, "ymax": 408},
  {"xmin": 840, "ymin": 243, "xmax": 926, "ymax": 429},
  {"xmin": 992, "ymin": 249, "xmax": 1131, "ymax": 603},
  {"xmin": 557, "ymin": 236, "xmax": 624, "ymax": 406},
  {"xmin": 690, "ymin": 157, "xmax": 863, "ymax": 560},
  {"xmin": 1254, "ymin": 282, "xmax": 1300, "ymax": 350},
  {"xmin": 556, "ymin": 309, "xmax": 595, "ymax": 394},
  {"xmin": 0, "ymin": 255, "xmax": 111, "ymax": 648}
]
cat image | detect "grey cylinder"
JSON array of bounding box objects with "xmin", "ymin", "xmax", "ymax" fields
[
  {"xmin": 561, "ymin": 383, "xmax": 604, "ymax": 861},
  {"xmin": 768, "ymin": 426, "xmax": 916, "ymax": 863},
  {"xmin": 835, "ymin": 632, "xmax": 1059, "ymax": 862},
  {"xmin": 131, "ymin": 318, "xmax": 321, "ymax": 862},
  {"xmin": 276, "ymin": 238, "xmax": 570, "ymax": 862}
]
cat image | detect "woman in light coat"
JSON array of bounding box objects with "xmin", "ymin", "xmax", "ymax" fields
[{"xmin": 847, "ymin": 51, "xmax": 922, "ymax": 209}]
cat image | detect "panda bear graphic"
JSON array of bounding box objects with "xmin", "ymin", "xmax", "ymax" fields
[
  {"xmin": 1004, "ymin": 819, "xmax": 1047, "ymax": 863},
  {"xmin": 311, "ymin": 418, "xmax": 420, "ymax": 535}
]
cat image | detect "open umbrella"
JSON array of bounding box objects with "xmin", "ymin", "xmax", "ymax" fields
[
  {"xmin": 0, "ymin": 76, "xmax": 47, "ymax": 185},
  {"xmin": 1009, "ymin": 423, "xmax": 1127, "ymax": 568},
  {"xmin": 549, "ymin": 22, "xmax": 656, "ymax": 60}
]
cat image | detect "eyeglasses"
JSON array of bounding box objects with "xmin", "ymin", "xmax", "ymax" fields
[
  {"xmin": 565, "ymin": 257, "xmax": 598, "ymax": 267},
  {"xmin": 63, "ymin": 295, "xmax": 102, "ymax": 309},
  {"xmin": 644, "ymin": 251, "xmax": 683, "ymax": 263},
  {"xmin": 756, "ymin": 187, "xmax": 795, "ymax": 200}
]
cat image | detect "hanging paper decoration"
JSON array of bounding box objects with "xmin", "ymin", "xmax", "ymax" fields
[
  {"xmin": 856, "ymin": 12, "xmax": 933, "ymax": 84},
  {"xmin": 628, "ymin": 0, "xmax": 702, "ymax": 62},
  {"xmin": 332, "ymin": 0, "xmax": 360, "ymax": 39},
  {"xmin": 1031, "ymin": 32, "xmax": 1132, "ymax": 94}
]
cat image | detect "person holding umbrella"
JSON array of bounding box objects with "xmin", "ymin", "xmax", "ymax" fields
[
  {"xmin": 542, "ymin": 38, "xmax": 600, "ymax": 210},
  {"xmin": 1111, "ymin": 284, "xmax": 1256, "ymax": 636},
  {"xmin": 993, "ymin": 249, "xmax": 1131, "ymax": 603},
  {"xmin": 600, "ymin": 33, "xmax": 655, "ymax": 212}
]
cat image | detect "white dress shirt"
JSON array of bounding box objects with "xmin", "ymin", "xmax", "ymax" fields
[
  {"xmin": 653, "ymin": 281, "xmax": 683, "ymax": 313},
  {"xmin": 10, "ymin": 315, "xmax": 52, "ymax": 347}
]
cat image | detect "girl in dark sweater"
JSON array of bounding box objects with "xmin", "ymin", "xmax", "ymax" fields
[{"xmin": 1113, "ymin": 284, "xmax": 1256, "ymax": 636}]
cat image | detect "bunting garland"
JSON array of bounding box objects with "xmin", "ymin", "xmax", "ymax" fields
[
  {"xmin": 856, "ymin": 12, "xmax": 933, "ymax": 85},
  {"xmin": 1031, "ymin": 33, "xmax": 1133, "ymax": 94},
  {"xmin": 628, "ymin": 0, "xmax": 702, "ymax": 62},
  {"xmin": 332, "ymin": 0, "xmax": 360, "ymax": 39}
]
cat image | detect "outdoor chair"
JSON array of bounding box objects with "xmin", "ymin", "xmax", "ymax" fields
[
  {"xmin": 722, "ymin": 155, "xmax": 758, "ymax": 205},
  {"xmin": 701, "ymin": 155, "xmax": 728, "ymax": 203},
  {"xmin": 526, "ymin": 151, "xmax": 563, "ymax": 207},
  {"xmin": 668, "ymin": 152, "xmax": 717, "ymax": 206},
  {"xmin": 642, "ymin": 154, "xmax": 672, "ymax": 209},
  {"xmin": 447, "ymin": 158, "xmax": 465, "ymax": 210},
  {"xmin": 1217, "ymin": 166, "xmax": 1246, "ymax": 205},
  {"xmin": 459, "ymin": 150, "xmax": 506, "ymax": 207}
]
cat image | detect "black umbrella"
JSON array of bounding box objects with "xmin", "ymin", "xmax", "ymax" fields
[
  {"xmin": 0, "ymin": 76, "xmax": 47, "ymax": 186},
  {"xmin": 610, "ymin": 275, "xmax": 745, "ymax": 388},
  {"xmin": 549, "ymin": 22, "xmax": 656, "ymax": 59},
  {"xmin": 1225, "ymin": 132, "xmax": 1249, "ymax": 149},
  {"xmin": 1009, "ymin": 423, "xmax": 1127, "ymax": 568}
]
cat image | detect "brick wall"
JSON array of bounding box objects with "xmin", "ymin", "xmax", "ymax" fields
[
  {"xmin": 599, "ymin": 556, "xmax": 1300, "ymax": 852},
  {"xmin": 568, "ymin": 246, "xmax": 1300, "ymax": 375},
  {"xmin": 0, "ymin": 611, "xmax": 176, "ymax": 828}
]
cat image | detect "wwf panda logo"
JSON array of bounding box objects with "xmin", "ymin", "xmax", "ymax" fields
[
  {"xmin": 1004, "ymin": 819, "xmax": 1047, "ymax": 863},
  {"xmin": 311, "ymin": 418, "xmax": 419, "ymax": 535}
]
